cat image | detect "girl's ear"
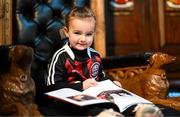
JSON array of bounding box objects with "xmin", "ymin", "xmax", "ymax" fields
[{"xmin": 63, "ymin": 27, "xmax": 69, "ymax": 38}]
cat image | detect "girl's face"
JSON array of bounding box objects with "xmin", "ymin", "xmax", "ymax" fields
[{"xmin": 64, "ymin": 17, "xmax": 96, "ymax": 50}]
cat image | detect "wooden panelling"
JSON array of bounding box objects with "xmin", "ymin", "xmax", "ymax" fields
[
  {"xmin": 159, "ymin": 0, "xmax": 180, "ymax": 83},
  {"xmin": 106, "ymin": 0, "xmax": 180, "ymax": 56},
  {"xmin": 157, "ymin": 0, "xmax": 180, "ymax": 55},
  {"xmin": 106, "ymin": 0, "xmax": 152, "ymax": 55},
  {"xmin": 164, "ymin": 11, "xmax": 180, "ymax": 50},
  {"xmin": 113, "ymin": 14, "xmax": 139, "ymax": 45},
  {"xmin": 0, "ymin": 0, "xmax": 12, "ymax": 45},
  {"xmin": 91, "ymin": 0, "xmax": 106, "ymax": 57}
]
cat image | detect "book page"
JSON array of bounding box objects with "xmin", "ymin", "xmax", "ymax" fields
[
  {"xmin": 108, "ymin": 89, "xmax": 152, "ymax": 112},
  {"xmin": 45, "ymin": 88, "xmax": 110, "ymax": 106},
  {"xmin": 82, "ymin": 79, "xmax": 121, "ymax": 96},
  {"xmin": 46, "ymin": 88, "xmax": 82, "ymax": 97},
  {"xmin": 83, "ymin": 80, "xmax": 152, "ymax": 112}
]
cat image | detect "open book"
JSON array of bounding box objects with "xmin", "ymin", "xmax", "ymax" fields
[{"xmin": 45, "ymin": 79, "xmax": 152, "ymax": 112}]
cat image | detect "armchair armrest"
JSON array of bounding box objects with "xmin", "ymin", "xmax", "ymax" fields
[{"xmin": 102, "ymin": 52, "xmax": 153, "ymax": 80}]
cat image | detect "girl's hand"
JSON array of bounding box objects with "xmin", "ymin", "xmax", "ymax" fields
[{"xmin": 83, "ymin": 79, "xmax": 98, "ymax": 90}]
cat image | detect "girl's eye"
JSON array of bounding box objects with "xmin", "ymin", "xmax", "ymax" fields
[
  {"xmin": 74, "ymin": 32, "xmax": 81, "ymax": 35},
  {"xmin": 86, "ymin": 33, "xmax": 93, "ymax": 36}
]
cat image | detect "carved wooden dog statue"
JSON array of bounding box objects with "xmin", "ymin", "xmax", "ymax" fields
[
  {"xmin": 137, "ymin": 53, "xmax": 176, "ymax": 99},
  {"xmin": 119, "ymin": 52, "xmax": 180, "ymax": 110},
  {"xmin": 0, "ymin": 45, "xmax": 43, "ymax": 116}
]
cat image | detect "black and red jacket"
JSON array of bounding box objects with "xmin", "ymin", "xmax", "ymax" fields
[{"xmin": 46, "ymin": 43, "xmax": 107, "ymax": 92}]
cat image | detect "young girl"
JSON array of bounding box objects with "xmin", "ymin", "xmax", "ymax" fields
[
  {"xmin": 46, "ymin": 7, "xmax": 108, "ymax": 92},
  {"xmin": 44, "ymin": 7, "xmax": 180, "ymax": 117}
]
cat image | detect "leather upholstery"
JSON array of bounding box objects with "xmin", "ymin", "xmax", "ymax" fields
[
  {"xmin": 13, "ymin": 0, "xmax": 88, "ymax": 102},
  {"xmin": 102, "ymin": 52, "xmax": 153, "ymax": 69},
  {"xmin": 13, "ymin": 0, "xmax": 88, "ymax": 64}
]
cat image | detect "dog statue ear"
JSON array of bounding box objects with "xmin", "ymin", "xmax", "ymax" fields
[
  {"xmin": 149, "ymin": 53, "xmax": 158, "ymax": 66},
  {"xmin": 9, "ymin": 45, "xmax": 34, "ymax": 69},
  {"xmin": 0, "ymin": 45, "xmax": 11, "ymax": 74}
]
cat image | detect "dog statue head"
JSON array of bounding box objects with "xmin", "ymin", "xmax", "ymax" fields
[
  {"xmin": 0, "ymin": 45, "xmax": 42, "ymax": 116},
  {"xmin": 0, "ymin": 45, "xmax": 35, "ymax": 103},
  {"xmin": 149, "ymin": 52, "xmax": 176, "ymax": 69}
]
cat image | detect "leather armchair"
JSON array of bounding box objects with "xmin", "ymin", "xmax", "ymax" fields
[
  {"xmin": 12, "ymin": 0, "xmax": 179, "ymax": 111},
  {"xmin": 13, "ymin": 0, "xmax": 88, "ymax": 103}
]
